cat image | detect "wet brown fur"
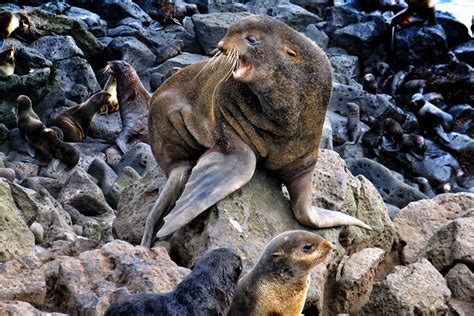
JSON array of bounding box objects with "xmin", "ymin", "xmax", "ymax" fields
[{"xmin": 54, "ymin": 91, "xmax": 111, "ymax": 142}]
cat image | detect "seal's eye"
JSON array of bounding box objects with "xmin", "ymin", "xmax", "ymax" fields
[
  {"xmin": 302, "ymin": 244, "xmax": 315, "ymax": 253},
  {"xmin": 246, "ymin": 35, "xmax": 258, "ymax": 45}
]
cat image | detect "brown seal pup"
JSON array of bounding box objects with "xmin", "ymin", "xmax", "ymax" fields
[
  {"xmin": 104, "ymin": 248, "xmax": 242, "ymax": 316},
  {"xmin": 102, "ymin": 75, "xmax": 119, "ymax": 113},
  {"xmin": 0, "ymin": 47, "xmax": 14, "ymax": 77},
  {"xmin": 382, "ymin": 118, "xmax": 404, "ymax": 151},
  {"xmin": 54, "ymin": 91, "xmax": 111, "ymax": 142},
  {"xmin": 16, "ymin": 95, "xmax": 79, "ymax": 168},
  {"xmin": 106, "ymin": 60, "xmax": 151, "ymax": 154},
  {"xmin": 141, "ymin": 15, "xmax": 371, "ymax": 247},
  {"xmin": 346, "ymin": 102, "xmax": 362, "ymax": 144},
  {"xmin": 228, "ymin": 230, "xmax": 333, "ymax": 316},
  {"xmin": 0, "ymin": 11, "xmax": 31, "ymax": 49}
]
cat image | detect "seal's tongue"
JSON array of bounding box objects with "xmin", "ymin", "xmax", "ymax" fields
[{"xmin": 233, "ymin": 57, "xmax": 251, "ymax": 81}]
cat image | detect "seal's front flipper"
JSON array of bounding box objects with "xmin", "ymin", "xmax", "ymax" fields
[
  {"xmin": 287, "ymin": 169, "xmax": 372, "ymax": 230},
  {"xmin": 156, "ymin": 139, "xmax": 256, "ymax": 238}
]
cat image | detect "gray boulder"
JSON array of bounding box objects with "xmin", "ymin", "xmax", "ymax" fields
[
  {"xmin": 445, "ymin": 263, "xmax": 474, "ymax": 301},
  {"xmin": 30, "ymin": 36, "xmax": 84, "ymax": 63},
  {"xmin": 454, "ymin": 39, "xmax": 474, "ymax": 66},
  {"xmin": 269, "ymin": 3, "xmax": 322, "ymax": 31},
  {"xmin": 115, "ymin": 142, "xmax": 157, "ymax": 176},
  {"xmin": 305, "ymin": 24, "xmax": 329, "ymax": 50}
]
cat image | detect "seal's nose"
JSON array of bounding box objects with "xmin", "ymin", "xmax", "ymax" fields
[{"xmin": 217, "ymin": 40, "xmax": 230, "ymax": 54}]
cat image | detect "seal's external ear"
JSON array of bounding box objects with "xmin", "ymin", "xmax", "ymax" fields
[{"xmin": 285, "ymin": 46, "xmax": 297, "ymax": 57}]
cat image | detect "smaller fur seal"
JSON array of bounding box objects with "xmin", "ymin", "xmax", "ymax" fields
[
  {"xmin": 228, "ymin": 230, "xmax": 332, "ymax": 316},
  {"xmin": 0, "ymin": 11, "xmax": 31, "ymax": 49},
  {"xmin": 102, "ymin": 75, "xmax": 119, "ymax": 113},
  {"xmin": 0, "ymin": 47, "xmax": 14, "ymax": 77},
  {"xmin": 54, "ymin": 91, "xmax": 111, "ymax": 142},
  {"xmin": 0, "ymin": 167, "xmax": 15, "ymax": 182},
  {"xmin": 382, "ymin": 118, "xmax": 404, "ymax": 151},
  {"xmin": 17, "ymin": 95, "xmax": 79, "ymax": 168},
  {"xmin": 362, "ymin": 116, "xmax": 384, "ymax": 156},
  {"xmin": 346, "ymin": 102, "xmax": 362, "ymax": 144},
  {"xmin": 104, "ymin": 248, "xmax": 242, "ymax": 316},
  {"xmin": 400, "ymin": 133, "xmax": 427, "ymax": 160},
  {"xmin": 106, "ymin": 60, "xmax": 151, "ymax": 154},
  {"xmin": 363, "ymin": 73, "xmax": 379, "ymax": 94}
]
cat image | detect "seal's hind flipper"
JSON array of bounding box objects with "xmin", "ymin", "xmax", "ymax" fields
[{"xmin": 156, "ymin": 142, "xmax": 256, "ymax": 238}]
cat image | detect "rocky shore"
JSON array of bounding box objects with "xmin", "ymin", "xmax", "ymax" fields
[{"xmin": 0, "ymin": 0, "xmax": 473, "ymax": 315}]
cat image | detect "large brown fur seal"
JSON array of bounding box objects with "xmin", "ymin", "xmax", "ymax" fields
[
  {"xmin": 16, "ymin": 95, "xmax": 79, "ymax": 168},
  {"xmin": 141, "ymin": 15, "xmax": 370, "ymax": 247},
  {"xmin": 104, "ymin": 248, "xmax": 242, "ymax": 316},
  {"xmin": 228, "ymin": 230, "xmax": 333, "ymax": 316},
  {"xmin": 106, "ymin": 60, "xmax": 151, "ymax": 154},
  {"xmin": 0, "ymin": 11, "xmax": 31, "ymax": 49},
  {"xmin": 54, "ymin": 91, "xmax": 111, "ymax": 142}
]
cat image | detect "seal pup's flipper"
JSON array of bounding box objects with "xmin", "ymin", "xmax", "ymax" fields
[
  {"xmin": 287, "ymin": 170, "xmax": 372, "ymax": 230},
  {"xmin": 432, "ymin": 125, "xmax": 450, "ymax": 143},
  {"xmin": 156, "ymin": 141, "xmax": 257, "ymax": 238}
]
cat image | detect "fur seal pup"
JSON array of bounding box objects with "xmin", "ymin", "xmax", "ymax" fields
[
  {"xmin": 104, "ymin": 248, "xmax": 242, "ymax": 316},
  {"xmin": 228, "ymin": 230, "xmax": 333, "ymax": 316},
  {"xmin": 346, "ymin": 102, "xmax": 361, "ymax": 144},
  {"xmin": 363, "ymin": 73, "xmax": 379, "ymax": 94},
  {"xmin": 16, "ymin": 95, "xmax": 79, "ymax": 168},
  {"xmin": 106, "ymin": 60, "xmax": 151, "ymax": 154},
  {"xmin": 0, "ymin": 167, "xmax": 15, "ymax": 182},
  {"xmin": 54, "ymin": 91, "xmax": 110, "ymax": 142},
  {"xmin": 382, "ymin": 118, "xmax": 404, "ymax": 151},
  {"xmin": 400, "ymin": 134, "xmax": 427, "ymax": 160},
  {"xmin": 102, "ymin": 75, "xmax": 119, "ymax": 113},
  {"xmin": 411, "ymin": 93, "xmax": 453, "ymax": 143},
  {"xmin": 0, "ymin": 47, "xmax": 14, "ymax": 77},
  {"xmin": 362, "ymin": 116, "xmax": 384, "ymax": 156},
  {"xmin": 0, "ymin": 11, "xmax": 31, "ymax": 49},
  {"xmin": 141, "ymin": 15, "xmax": 371, "ymax": 247}
]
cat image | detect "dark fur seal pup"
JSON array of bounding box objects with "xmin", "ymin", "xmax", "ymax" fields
[
  {"xmin": 102, "ymin": 75, "xmax": 119, "ymax": 113},
  {"xmin": 362, "ymin": 116, "xmax": 384, "ymax": 156},
  {"xmin": 400, "ymin": 133, "xmax": 427, "ymax": 160},
  {"xmin": 382, "ymin": 118, "xmax": 404, "ymax": 151},
  {"xmin": 104, "ymin": 248, "xmax": 242, "ymax": 316},
  {"xmin": 54, "ymin": 91, "xmax": 111, "ymax": 142},
  {"xmin": 141, "ymin": 15, "xmax": 371, "ymax": 247},
  {"xmin": 0, "ymin": 47, "xmax": 14, "ymax": 77},
  {"xmin": 346, "ymin": 102, "xmax": 361, "ymax": 144},
  {"xmin": 411, "ymin": 93, "xmax": 453, "ymax": 143},
  {"xmin": 0, "ymin": 11, "xmax": 31, "ymax": 49},
  {"xmin": 363, "ymin": 73, "xmax": 379, "ymax": 94},
  {"xmin": 228, "ymin": 230, "xmax": 333, "ymax": 316},
  {"xmin": 17, "ymin": 95, "xmax": 79, "ymax": 168},
  {"xmin": 106, "ymin": 60, "xmax": 151, "ymax": 154}
]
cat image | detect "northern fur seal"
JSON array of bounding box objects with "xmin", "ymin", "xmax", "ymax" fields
[
  {"xmin": 345, "ymin": 102, "xmax": 361, "ymax": 144},
  {"xmin": 102, "ymin": 75, "xmax": 119, "ymax": 113},
  {"xmin": 106, "ymin": 60, "xmax": 151, "ymax": 154},
  {"xmin": 228, "ymin": 230, "xmax": 333, "ymax": 316},
  {"xmin": 141, "ymin": 15, "xmax": 371, "ymax": 247},
  {"xmin": 104, "ymin": 248, "xmax": 242, "ymax": 316},
  {"xmin": 16, "ymin": 95, "xmax": 79, "ymax": 168},
  {"xmin": 0, "ymin": 11, "xmax": 31, "ymax": 49},
  {"xmin": 54, "ymin": 91, "xmax": 111, "ymax": 142},
  {"xmin": 0, "ymin": 47, "xmax": 14, "ymax": 77}
]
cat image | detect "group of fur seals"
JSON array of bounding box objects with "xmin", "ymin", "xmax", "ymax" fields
[
  {"xmin": 54, "ymin": 91, "xmax": 111, "ymax": 142},
  {"xmin": 105, "ymin": 248, "xmax": 242, "ymax": 316},
  {"xmin": 106, "ymin": 230, "xmax": 331, "ymax": 316},
  {"xmin": 16, "ymin": 95, "xmax": 79, "ymax": 168},
  {"xmin": 229, "ymin": 230, "xmax": 333, "ymax": 315},
  {"xmin": 105, "ymin": 60, "xmax": 151, "ymax": 154},
  {"xmin": 0, "ymin": 46, "xmax": 14, "ymax": 77},
  {"xmin": 0, "ymin": 11, "xmax": 31, "ymax": 49},
  {"xmin": 141, "ymin": 15, "xmax": 371, "ymax": 247}
]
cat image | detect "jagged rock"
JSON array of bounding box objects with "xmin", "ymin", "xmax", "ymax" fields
[
  {"xmin": 424, "ymin": 216, "xmax": 474, "ymax": 273},
  {"xmin": 90, "ymin": 111, "xmax": 122, "ymax": 143},
  {"xmin": 192, "ymin": 12, "xmax": 251, "ymax": 55},
  {"xmin": 324, "ymin": 5, "xmax": 363, "ymax": 35},
  {"xmin": 332, "ymin": 248, "xmax": 385, "ymax": 314},
  {"xmin": 115, "ymin": 167, "xmax": 167, "ymax": 244},
  {"xmin": 0, "ymin": 301, "xmax": 67, "ymax": 316},
  {"xmin": 0, "ymin": 179, "xmax": 35, "ymax": 261},
  {"xmin": 394, "ymin": 25, "xmax": 448, "ymax": 64},
  {"xmin": 0, "ymin": 255, "xmax": 46, "ymax": 306},
  {"xmin": 445, "ymin": 263, "xmax": 474, "ymax": 302},
  {"xmin": 346, "ymin": 158, "xmax": 428, "ymax": 208},
  {"xmin": 106, "ymin": 36, "xmax": 156, "ymax": 75},
  {"xmin": 58, "ymin": 170, "xmax": 113, "ymax": 216},
  {"xmin": 146, "ymin": 52, "xmax": 208, "ymax": 85},
  {"xmin": 362, "ymin": 259, "xmax": 451, "ymax": 315},
  {"xmin": 291, "ymin": 0, "xmax": 332, "ymax": 16},
  {"xmin": 30, "ymin": 35, "xmax": 84, "ymax": 62},
  {"xmin": 4, "ymin": 160, "xmax": 39, "ymax": 180},
  {"xmin": 43, "ymin": 240, "xmax": 189, "ymax": 315},
  {"xmin": 269, "ymin": 2, "xmax": 323, "ymax": 31},
  {"xmin": 393, "ymin": 193, "xmax": 474, "ymax": 264},
  {"xmin": 107, "ymin": 166, "xmax": 141, "ymax": 209},
  {"xmin": 436, "ymin": 11, "xmax": 471, "ymax": 48},
  {"xmin": 305, "ymin": 24, "xmax": 329, "ymax": 49},
  {"xmin": 330, "ymin": 54, "xmax": 359, "ymax": 83},
  {"xmin": 93, "ymin": 0, "xmax": 152, "ymax": 24},
  {"xmin": 104, "ymin": 146, "xmax": 123, "ymax": 170},
  {"xmin": 115, "ymin": 142, "xmax": 157, "ymax": 176},
  {"xmin": 20, "ymin": 176, "xmax": 64, "ymax": 198},
  {"xmin": 454, "ymin": 39, "xmax": 474, "ymax": 66},
  {"xmin": 30, "ymin": 222, "xmax": 45, "ymax": 244}
]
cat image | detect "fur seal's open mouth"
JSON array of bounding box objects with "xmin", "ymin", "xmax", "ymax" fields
[{"xmin": 233, "ymin": 56, "xmax": 252, "ymax": 81}]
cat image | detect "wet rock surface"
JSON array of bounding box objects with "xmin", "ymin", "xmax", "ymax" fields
[{"xmin": 0, "ymin": 0, "xmax": 473, "ymax": 315}]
